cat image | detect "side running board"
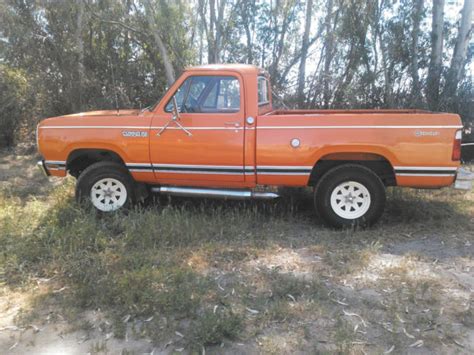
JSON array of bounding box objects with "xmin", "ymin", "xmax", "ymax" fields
[{"xmin": 150, "ymin": 186, "xmax": 279, "ymax": 200}]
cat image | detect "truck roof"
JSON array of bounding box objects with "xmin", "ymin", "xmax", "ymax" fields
[{"xmin": 186, "ymin": 63, "xmax": 263, "ymax": 75}]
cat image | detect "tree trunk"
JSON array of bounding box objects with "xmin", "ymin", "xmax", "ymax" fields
[
  {"xmin": 426, "ymin": 0, "xmax": 445, "ymax": 111},
  {"xmin": 323, "ymin": 0, "xmax": 334, "ymax": 108},
  {"xmin": 244, "ymin": 22, "xmax": 253, "ymax": 64},
  {"xmin": 199, "ymin": 20, "xmax": 204, "ymax": 65},
  {"xmin": 143, "ymin": 0, "xmax": 175, "ymax": 86},
  {"xmin": 198, "ymin": 0, "xmax": 210, "ymax": 63},
  {"xmin": 75, "ymin": 0, "xmax": 85, "ymax": 112},
  {"xmin": 215, "ymin": 0, "xmax": 227, "ymax": 64},
  {"xmin": 208, "ymin": 0, "xmax": 218, "ymax": 63},
  {"xmin": 410, "ymin": 0, "xmax": 423, "ymax": 107},
  {"xmin": 443, "ymin": 0, "xmax": 473, "ymax": 106},
  {"xmin": 239, "ymin": 0, "xmax": 255, "ymax": 64},
  {"xmin": 332, "ymin": 3, "xmax": 369, "ymax": 106},
  {"xmin": 269, "ymin": 1, "xmax": 294, "ymax": 80},
  {"xmin": 378, "ymin": 30, "xmax": 393, "ymax": 108},
  {"xmin": 199, "ymin": 0, "xmax": 227, "ymax": 64},
  {"xmin": 297, "ymin": 0, "xmax": 313, "ymax": 105},
  {"xmin": 154, "ymin": 32, "xmax": 176, "ymax": 86}
]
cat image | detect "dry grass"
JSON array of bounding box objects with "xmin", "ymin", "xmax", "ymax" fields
[{"xmin": 0, "ymin": 146, "xmax": 473, "ymax": 354}]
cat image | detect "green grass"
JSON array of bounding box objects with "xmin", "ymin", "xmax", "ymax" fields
[
  {"xmin": 190, "ymin": 309, "xmax": 243, "ymax": 348},
  {"xmin": 1, "ymin": 161, "xmax": 473, "ymax": 352},
  {"xmin": 0, "ymin": 178, "xmax": 309, "ymax": 347}
]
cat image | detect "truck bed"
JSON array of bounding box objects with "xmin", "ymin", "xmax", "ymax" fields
[{"xmin": 255, "ymin": 108, "xmax": 462, "ymax": 189}]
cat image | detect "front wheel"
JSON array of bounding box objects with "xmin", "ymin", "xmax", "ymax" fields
[
  {"xmin": 76, "ymin": 161, "xmax": 135, "ymax": 212},
  {"xmin": 314, "ymin": 164, "xmax": 386, "ymax": 228}
]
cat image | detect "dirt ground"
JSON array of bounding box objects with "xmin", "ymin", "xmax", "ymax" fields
[{"xmin": 0, "ymin": 145, "xmax": 473, "ymax": 354}]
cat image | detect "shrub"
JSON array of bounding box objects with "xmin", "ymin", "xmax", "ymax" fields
[
  {"xmin": 191, "ymin": 309, "xmax": 243, "ymax": 348},
  {"xmin": 0, "ymin": 65, "xmax": 29, "ymax": 147}
]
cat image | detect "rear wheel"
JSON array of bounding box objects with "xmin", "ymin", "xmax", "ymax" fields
[
  {"xmin": 76, "ymin": 161, "xmax": 135, "ymax": 212},
  {"xmin": 314, "ymin": 164, "xmax": 386, "ymax": 228}
]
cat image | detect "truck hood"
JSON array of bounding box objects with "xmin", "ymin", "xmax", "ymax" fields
[
  {"xmin": 39, "ymin": 109, "xmax": 142, "ymax": 126},
  {"xmin": 62, "ymin": 109, "xmax": 141, "ymax": 117}
]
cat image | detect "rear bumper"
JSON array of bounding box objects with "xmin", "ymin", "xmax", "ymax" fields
[
  {"xmin": 37, "ymin": 160, "xmax": 50, "ymax": 177},
  {"xmin": 454, "ymin": 167, "xmax": 474, "ymax": 190}
]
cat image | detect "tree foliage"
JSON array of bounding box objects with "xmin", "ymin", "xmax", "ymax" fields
[
  {"xmin": 0, "ymin": 0, "xmax": 472, "ymax": 147},
  {"xmin": 0, "ymin": 65, "xmax": 29, "ymax": 147}
]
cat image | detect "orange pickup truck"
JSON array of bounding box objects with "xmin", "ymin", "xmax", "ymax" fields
[{"xmin": 37, "ymin": 64, "xmax": 472, "ymax": 227}]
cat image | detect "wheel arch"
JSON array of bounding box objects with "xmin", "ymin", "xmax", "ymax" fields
[
  {"xmin": 66, "ymin": 148, "xmax": 126, "ymax": 178},
  {"xmin": 308, "ymin": 150, "xmax": 396, "ymax": 187}
]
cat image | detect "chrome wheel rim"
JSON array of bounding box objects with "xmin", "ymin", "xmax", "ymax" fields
[
  {"xmin": 90, "ymin": 178, "xmax": 127, "ymax": 212},
  {"xmin": 330, "ymin": 181, "xmax": 371, "ymax": 219}
]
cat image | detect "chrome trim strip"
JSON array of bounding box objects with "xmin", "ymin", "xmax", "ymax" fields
[
  {"xmin": 38, "ymin": 125, "xmax": 464, "ymax": 130},
  {"xmin": 151, "ymin": 126, "xmax": 244, "ymax": 131},
  {"xmin": 257, "ymin": 125, "xmax": 463, "ymax": 129},
  {"xmin": 44, "ymin": 160, "xmax": 66, "ymax": 171},
  {"xmin": 154, "ymin": 170, "xmax": 244, "ymax": 175},
  {"xmin": 393, "ymin": 166, "xmax": 458, "ymax": 171},
  {"xmin": 125, "ymin": 163, "xmax": 152, "ymax": 167},
  {"xmin": 44, "ymin": 160, "xmax": 66, "ymax": 165},
  {"xmin": 152, "ymin": 163, "xmax": 245, "ymax": 169},
  {"xmin": 256, "ymin": 172, "xmax": 311, "ymax": 175},
  {"xmin": 152, "ymin": 171, "xmax": 309, "ymax": 176},
  {"xmin": 396, "ymin": 173, "xmax": 455, "ymax": 177},
  {"xmin": 256, "ymin": 165, "xmax": 313, "ymax": 170},
  {"xmin": 461, "ymin": 142, "xmax": 474, "ymax": 146},
  {"xmin": 40, "ymin": 126, "xmax": 150, "ymax": 129},
  {"xmin": 126, "ymin": 163, "xmax": 256, "ymax": 175},
  {"xmin": 40, "ymin": 125, "xmax": 243, "ymax": 131},
  {"xmin": 125, "ymin": 163, "xmax": 314, "ymax": 175}
]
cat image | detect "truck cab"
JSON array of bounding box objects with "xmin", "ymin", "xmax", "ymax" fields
[{"xmin": 146, "ymin": 65, "xmax": 265, "ymax": 187}]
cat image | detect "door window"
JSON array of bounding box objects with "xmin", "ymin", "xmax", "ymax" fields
[{"xmin": 165, "ymin": 76, "xmax": 240, "ymax": 113}]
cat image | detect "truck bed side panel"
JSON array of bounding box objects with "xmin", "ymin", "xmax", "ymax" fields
[{"xmin": 255, "ymin": 113, "xmax": 462, "ymax": 188}]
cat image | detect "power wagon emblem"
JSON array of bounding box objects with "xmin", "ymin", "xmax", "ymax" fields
[
  {"xmin": 415, "ymin": 130, "xmax": 440, "ymax": 137},
  {"xmin": 122, "ymin": 131, "xmax": 148, "ymax": 138}
]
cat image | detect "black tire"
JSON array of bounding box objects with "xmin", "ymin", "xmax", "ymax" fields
[
  {"xmin": 75, "ymin": 161, "xmax": 135, "ymax": 212},
  {"xmin": 314, "ymin": 164, "xmax": 386, "ymax": 228}
]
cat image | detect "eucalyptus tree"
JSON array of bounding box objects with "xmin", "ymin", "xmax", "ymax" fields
[
  {"xmin": 443, "ymin": 0, "xmax": 473, "ymax": 110},
  {"xmin": 297, "ymin": 0, "xmax": 313, "ymax": 104},
  {"xmin": 1, "ymin": 0, "xmax": 473, "ymax": 148}
]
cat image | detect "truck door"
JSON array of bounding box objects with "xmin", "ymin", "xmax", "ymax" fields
[{"xmin": 149, "ymin": 73, "xmax": 246, "ymax": 183}]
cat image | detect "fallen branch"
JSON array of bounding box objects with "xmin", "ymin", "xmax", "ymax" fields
[{"xmin": 343, "ymin": 309, "xmax": 367, "ymax": 327}]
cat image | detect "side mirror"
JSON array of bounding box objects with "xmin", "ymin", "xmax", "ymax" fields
[
  {"xmin": 158, "ymin": 95, "xmax": 192, "ymax": 137},
  {"xmin": 172, "ymin": 96, "xmax": 181, "ymax": 121}
]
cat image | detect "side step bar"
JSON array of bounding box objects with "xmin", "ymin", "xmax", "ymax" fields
[{"xmin": 151, "ymin": 186, "xmax": 279, "ymax": 200}]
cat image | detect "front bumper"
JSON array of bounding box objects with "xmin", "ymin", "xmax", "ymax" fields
[
  {"xmin": 454, "ymin": 167, "xmax": 474, "ymax": 190},
  {"xmin": 37, "ymin": 160, "xmax": 50, "ymax": 177}
]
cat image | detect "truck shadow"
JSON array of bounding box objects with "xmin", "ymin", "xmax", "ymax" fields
[{"xmin": 142, "ymin": 186, "xmax": 472, "ymax": 232}]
